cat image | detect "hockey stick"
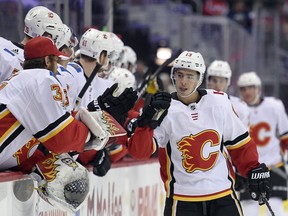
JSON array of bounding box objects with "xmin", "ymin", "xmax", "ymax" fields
[
  {"xmin": 270, "ymin": 165, "xmax": 288, "ymax": 180},
  {"xmin": 74, "ymin": 63, "xmax": 102, "ymax": 110},
  {"xmin": 137, "ymin": 49, "xmax": 182, "ymax": 98},
  {"xmin": 261, "ymin": 193, "xmax": 276, "ymax": 216}
]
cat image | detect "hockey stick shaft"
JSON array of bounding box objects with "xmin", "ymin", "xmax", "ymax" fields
[
  {"xmin": 261, "ymin": 194, "xmax": 276, "ymax": 216},
  {"xmin": 74, "ymin": 63, "xmax": 102, "ymax": 109},
  {"xmin": 150, "ymin": 49, "xmax": 182, "ymax": 81},
  {"xmin": 270, "ymin": 165, "xmax": 288, "ymax": 180},
  {"xmin": 137, "ymin": 49, "xmax": 182, "ymax": 98}
]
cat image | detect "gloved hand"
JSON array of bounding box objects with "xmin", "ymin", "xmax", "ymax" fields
[
  {"xmin": 89, "ymin": 83, "xmax": 138, "ymax": 125},
  {"xmin": 247, "ymin": 163, "xmax": 271, "ymax": 205},
  {"xmin": 137, "ymin": 92, "xmax": 172, "ymax": 129},
  {"xmin": 92, "ymin": 149, "xmax": 111, "ymax": 177}
]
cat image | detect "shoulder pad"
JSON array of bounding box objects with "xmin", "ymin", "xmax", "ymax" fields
[{"xmin": 68, "ymin": 62, "xmax": 82, "ymax": 73}]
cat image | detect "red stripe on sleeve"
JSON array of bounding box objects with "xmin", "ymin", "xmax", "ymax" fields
[{"xmin": 228, "ymin": 138, "xmax": 260, "ymax": 177}]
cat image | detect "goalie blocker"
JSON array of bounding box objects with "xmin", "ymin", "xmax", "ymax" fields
[{"xmin": 76, "ymin": 107, "xmax": 127, "ymax": 151}]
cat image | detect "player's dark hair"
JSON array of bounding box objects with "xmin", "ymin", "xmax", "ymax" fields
[
  {"xmin": 23, "ymin": 55, "xmax": 54, "ymax": 70},
  {"xmin": 80, "ymin": 54, "xmax": 96, "ymax": 63}
]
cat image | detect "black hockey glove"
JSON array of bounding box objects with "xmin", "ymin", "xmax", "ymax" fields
[
  {"xmin": 247, "ymin": 163, "xmax": 271, "ymax": 205},
  {"xmin": 92, "ymin": 149, "xmax": 111, "ymax": 177},
  {"xmin": 88, "ymin": 83, "xmax": 138, "ymax": 125},
  {"xmin": 137, "ymin": 92, "xmax": 172, "ymax": 129}
]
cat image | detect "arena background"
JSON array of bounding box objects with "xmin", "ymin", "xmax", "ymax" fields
[{"xmin": 0, "ymin": 1, "xmax": 288, "ymax": 215}]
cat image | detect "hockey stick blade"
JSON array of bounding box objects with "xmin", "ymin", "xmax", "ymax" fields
[
  {"xmin": 137, "ymin": 49, "xmax": 182, "ymax": 98},
  {"xmin": 74, "ymin": 63, "xmax": 102, "ymax": 109},
  {"xmin": 261, "ymin": 193, "xmax": 276, "ymax": 216}
]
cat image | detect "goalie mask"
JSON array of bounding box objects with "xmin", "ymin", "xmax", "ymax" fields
[
  {"xmin": 24, "ymin": 6, "xmax": 65, "ymax": 48},
  {"xmin": 171, "ymin": 51, "xmax": 206, "ymax": 97},
  {"xmin": 32, "ymin": 153, "xmax": 89, "ymax": 213}
]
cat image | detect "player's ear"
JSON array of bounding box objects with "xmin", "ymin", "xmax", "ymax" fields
[
  {"xmin": 99, "ymin": 50, "xmax": 107, "ymax": 65},
  {"xmin": 44, "ymin": 55, "xmax": 50, "ymax": 67}
]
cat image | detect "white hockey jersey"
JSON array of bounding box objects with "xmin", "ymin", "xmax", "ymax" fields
[
  {"xmin": 152, "ymin": 89, "xmax": 255, "ymax": 201},
  {"xmin": 0, "ymin": 37, "xmax": 23, "ymax": 82},
  {"xmin": 0, "ymin": 69, "xmax": 89, "ymax": 170},
  {"xmin": 0, "ymin": 37, "xmax": 24, "ymax": 63},
  {"xmin": 67, "ymin": 62, "xmax": 114, "ymax": 110},
  {"xmin": 229, "ymin": 95, "xmax": 249, "ymax": 127},
  {"xmin": 56, "ymin": 64, "xmax": 78, "ymax": 112},
  {"xmin": 248, "ymin": 97, "xmax": 288, "ymax": 166}
]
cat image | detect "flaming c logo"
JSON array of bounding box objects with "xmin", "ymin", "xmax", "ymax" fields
[
  {"xmin": 250, "ymin": 122, "xmax": 271, "ymax": 146},
  {"xmin": 40, "ymin": 153, "xmax": 60, "ymax": 182},
  {"xmin": 102, "ymin": 111, "xmax": 121, "ymax": 135},
  {"xmin": 177, "ymin": 130, "xmax": 220, "ymax": 173},
  {"xmin": 13, "ymin": 138, "xmax": 40, "ymax": 165}
]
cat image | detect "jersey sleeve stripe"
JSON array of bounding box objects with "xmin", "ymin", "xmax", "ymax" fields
[
  {"xmin": 0, "ymin": 123, "xmax": 24, "ymax": 153},
  {"xmin": 0, "ymin": 104, "xmax": 9, "ymax": 120},
  {"xmin": 280, "ymin": 131, "xmax": 288, "ymax": 140},
  {"xmin": 34, "ymin": 113, "xmax": 74, "ymax": 142},
  {"xmin": 3, "ymin": 48, "xmax": 15, "ymax": 56},
  {"xmin": 0, "ymin": 109, "xmax": 10, "ymax": 120},
  {"xmin": 224, "ymin": 132, "xmax": 251, "ymax": 150}
]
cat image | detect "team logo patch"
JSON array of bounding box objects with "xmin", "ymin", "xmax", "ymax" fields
[{"xmin": 177, "ymin": 130, "xmax": 220, "ymax": 173}]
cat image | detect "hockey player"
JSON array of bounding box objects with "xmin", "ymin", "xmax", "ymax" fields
[
  {"xmin": 66, "ymin": 28, "xmax": 138, "ymax": 175},
  {"xmin": 97, "ymin": 67, "xmax": 137, "ymax": 162},
  {"xmin": 121, "ymin": 45, "xmax": 137, "ymax": 73},
  {"xmin": 206, "ymin": 60, "xmax": 249, "ymax": 126},
  {"xmin": 67, "ymin": 28, "xmax": 115, "ymax": 109},
  {"xmin": 0, "ymin": 37, "xmax": 112, "ymax": 170},
  {"xmin": 127, "ymin": 51, "xmax": 271, "ymax": 216},
  {"xmin": 0, "ymin": 6, "xmax": 65, "ymax": 82},
  {"xmin": 237, "ymin": 71, "xmax": 288, "ymax": 216},
  {"xmin": 56, "ymin": 24, "xmax": 79, "ymax": 112}
]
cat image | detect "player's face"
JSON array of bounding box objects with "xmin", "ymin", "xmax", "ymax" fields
[
  {"xmin": 46, "ymin": 55, "xmax": 58, "ymax": 74},
  {"xmin": 239, "ymin": 85, "xmax": 260, "ymax": 105},
  {"xmin": 207, "ymin": 76, "xmax": 228, "ymax": 92},
  {"xmin": 174, "ymin": 69, "xmax": 200, "ymax": 97}
]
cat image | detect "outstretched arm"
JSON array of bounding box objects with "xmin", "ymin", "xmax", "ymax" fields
[{"xmin": 128, "ymin": 126, "xmax": 156, "ymax": 160}]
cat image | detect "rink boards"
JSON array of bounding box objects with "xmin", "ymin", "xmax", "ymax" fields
[{"xmin": 0, "ymin": 158, "xmax": 165, "ymax": 216}]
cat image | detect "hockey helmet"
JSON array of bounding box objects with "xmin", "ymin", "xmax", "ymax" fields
[
  {"xmin": 24, "ymin": 6, "xmax": 65, "ymax": 48},
  {"xmin": 207, "ymin": 60, "xmax": 232, "ymax": 85},
  {"xmin": 80, "ymin": 28, "xmax": 115, "ymax": 68},
  {"xmin": 109, "ymin": 67, "xmax": 136, "ymax": 96},
  {"xmin": 171, "ymin": 51, "xmax": 206, "ymax": 96},
  {"xmin": 237, "ymin": 71, "xmax": 261, "ymax": 87}
]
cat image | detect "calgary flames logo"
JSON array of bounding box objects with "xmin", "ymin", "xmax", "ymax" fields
[
  {"xmin": 13, "ymin": 138, "xmax": 40, "ymax": 165},
  {"xmin": 177, "ymin": 130, "xmax": 220, "ymax": 173},
  {"xmin": 102, "ymin": 111, "xmax": 121, "ymax": 135},
  {"xmin": 250, "ymin": 122, "xmax": 271, "ymax": 146},
  {"xmin": 40, "ymin": 153, "xmax": 60, "ymax": 182}
]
